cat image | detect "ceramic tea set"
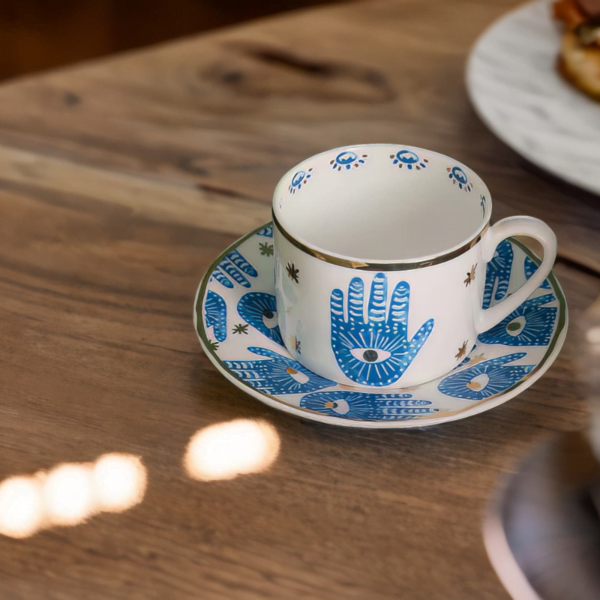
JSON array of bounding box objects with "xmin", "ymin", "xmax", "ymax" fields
[{"xmin": 194, "ymin": 144, "xmax": 567, "ymax": 428}]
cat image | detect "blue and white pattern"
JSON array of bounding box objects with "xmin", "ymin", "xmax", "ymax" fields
[
  {"xmin": 257, "ymin": 225, "xmax": 274, "ymax": 238},
  {"xmin": 204, "ymin": 290, "xmax": 227, "ymax": 343},
  {"xmin": 300, "ymin": 391, "xmax": 437, "ymax": 421},
  {"xmin": 438, "ymin": 353, "xmax": 534, "ymax": 400},
  {"xmin": 478, "ymin": 294, "xmax": 557, "ymax": 346},
  {"xmin": 330, "ymin": 151, "xmax": 368, "ymax": 171},
  {"xmin": 483, "ymin": 240, "xmax": 514, "ymax": 309},
  {"xmin": 390, "ymin": 150, "xmax": 428, "ymax": 170},
  {"xmin": 457, "ymin": 350, "xmax": 485, "ymax": 368},
  {"xmin": 330, "ymin": 274, "xmax": 434, "ymax": 386},
  {"xmin": 196, "ymin": 225, "xmax": 565, "ymax": 428},
  {"xmin": 237, "ymin": 292, "xmax": 284, "ymax": 346},
  {"xmin": 524, "ymin": 256, "xmax": 552, "ymax": 290},
  {"xmin": 224, "ymin": 347, "xmax": 335, "ymax": 395},
  {"xmin": 211, "ymin": 249, "xmax": 258, "ymax": 289},
  {"xmin": 447, "ymin": 166, "xmax": 473, "ymax": 191},
  {"xmin": 289, "ymin": 169, "xmax": 312, "ymax": 194}
]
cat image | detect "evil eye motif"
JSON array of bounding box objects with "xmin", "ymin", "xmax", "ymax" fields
[
  {"xmin": 478, "ymin": 294, "xmax": 557, "ymax": 347},
  {"xmin": 300, "ymin": 391, "xmax": 436, "ymax": 421},
  {"xmin": 349, "ymin": 348, "xmax": 392, "ymax": 363},
  {"xmin": 447, "ymin": 166, "xmax": 473, "ymax": 191},
  {"xmin": 237, "ymin": 292, "xmax": 284, "ymax": 346},
  {"xmin": 289, "ymin": 169, "xmax": 313, "ymax": 194},
  {"xmin": 224, "ymin": 347, "xmax": 335, "ymax": 395},
  {"xmin": 438, "ymin": 353, "xmax": 534, "ymax": 400},
  {"xmin": 330, "ymin": 274, "xmax": 434, "ymax": 386},
  {"xmin": 330, "ymin": 151, "xmax": 368, "ymax": 171},
  {"xmin": 390, "ymin": 150, "xmax": 428, "ymax": 170}
]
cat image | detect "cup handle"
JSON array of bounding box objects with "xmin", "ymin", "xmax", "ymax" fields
[{"xmin": 475, "ymin": 216, "xmax": 557, "ymax": 334}]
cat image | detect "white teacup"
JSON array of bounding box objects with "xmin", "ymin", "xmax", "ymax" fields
[{"xmin": 272, "ymin": 144, "xmax": 557, "ymax": 388}]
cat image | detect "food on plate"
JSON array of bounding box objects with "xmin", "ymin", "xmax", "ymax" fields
[{"xmin": 553, "ymin": 0, "xmax": 600, "ymax": 99}]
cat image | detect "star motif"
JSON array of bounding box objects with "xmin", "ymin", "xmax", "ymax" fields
[
  {"xmin": 455, "ymin": 341, "xmax": 468, "ymax": 360},
  {"xmin": 232, "ymin": 323, "xmax": 249, "ymax": 335},
  {"xmin": 464, "ymin": 264, "xmax": 477, "ymax": 287},
  {"xmin": 286, "ymin": 262, "xmax": 299, "ymax": 283},
  {"xmin": 259, "ymin": 242, "xmax": 274, "ymax": 257},
  {"xmin": 207, "ymin": 339, "xmax": 219, "ymax": 352},
  {"xmin": 469, "ymin": 353, "xmax": 485, "ymax": 365}
]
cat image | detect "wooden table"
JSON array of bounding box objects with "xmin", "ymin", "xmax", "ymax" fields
[{"xmin": 1, "ymin": 0, "xmax": 599, "ymax": 598}]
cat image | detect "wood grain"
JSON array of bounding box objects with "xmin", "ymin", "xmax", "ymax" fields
[{"xmin": 0, "ymin": 0, "xmax": 599, "ymax": 598}]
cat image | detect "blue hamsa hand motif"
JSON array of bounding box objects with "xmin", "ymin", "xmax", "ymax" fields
[
  {"xmin": 300, "ymin": 391, "xmax": 436, "ymax": 421},
  {"xmin": 224, "ymin": 347, "xmax": 336, "ymax": 395},
  {"xmin": 211, "ymin": 249, "xmax": 258, "ymax": 289},
  {"xmin": 478, "ymin": 294, "xmax": 557, "ymax": 346},
  {"xmin": 330, "ymin": 274, "xmax": 434, "ymax": 386},
  {"xmin": 524, "ymin": 256, "xmax": 552, "ymax": 290},
  {"xmin": 237, "ymin": 292, "xmax": 284, "ymax": 347},
  {"xmin": 483, "ymin": 240, "xmax": 514, "ymax": 309},
  {"xmin": 204, "ymin": 290, "xmax": 227, "ymax": 343},
  {"xmin": 438, "ymin": 352, "xmax": 534, "ymax": 400}
]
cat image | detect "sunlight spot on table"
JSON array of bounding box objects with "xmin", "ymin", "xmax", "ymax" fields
[
  {"xmin": 0, "ymin": 453, "xmax": 147, "ymax": 538},
  {"xmin": 0, "ymin": 476, "xmax": 45, "ymax": 539},
  {"xmin": 586, "ymin": 326, "xmax": 600, "ymax": 348},
  {"xmin": 184, "ymin": 419, "xmax": 280, "ymax": 482},
  {"xmin": 93, "ymin": 453, "xmax": 147, "ymax": 512},
  {"xmin": 43, "ymin": 464, "xmax": 97, "ymax": 526}
]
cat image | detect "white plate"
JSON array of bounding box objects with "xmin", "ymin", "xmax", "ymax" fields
[
  {"xmin": 467, "ymin": 0, "xmax": 600, "ymax": 196},
  {"xmin": 193, "ymin": 224, "xmax": 567, "ymax": 429}
]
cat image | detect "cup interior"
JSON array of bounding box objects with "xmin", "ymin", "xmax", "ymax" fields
[{"xmin": 273, "ymin": 144, "xmax": 490, "ymax": 263}]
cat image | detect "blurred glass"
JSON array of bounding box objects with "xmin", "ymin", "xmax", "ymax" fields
[{"xmin": 484, "ymin": 295, "xmax": 600, "ymax": 600}]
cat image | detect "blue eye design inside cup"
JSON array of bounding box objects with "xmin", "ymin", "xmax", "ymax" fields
[
  {"xmin": 390, "ymin": 150, "xmax": 428, "ymax": 170},
  {"xmin": 447, "ymin": 165, "xmax": 473, "ymax": 191},
  {"xmin": 288, "ymin": 168, "xmax": 313, "ymax": 194},
  {"xmin": 330, "ymin": 151, "xmax": 368, "ymax": 171},
  {"xmin": 453, "ymin": 167, "xmax": 468, "ymax": 184}
]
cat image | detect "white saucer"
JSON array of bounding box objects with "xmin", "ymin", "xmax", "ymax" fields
[
  {"xmin": 467, "ymin": 0, "xmax": 600, "ymax": 196},
  {"xmin": 194, "ymin": 224, "xmax": 567, "ymax": 428}
]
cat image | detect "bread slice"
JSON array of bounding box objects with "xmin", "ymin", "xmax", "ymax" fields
[{"xmin": 558, "ymin": 29, "xmax": 600, "ymax": 99}]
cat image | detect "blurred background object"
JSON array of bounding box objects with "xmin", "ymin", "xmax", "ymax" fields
[
  {"xmin": 484, "ymin": 295, "xmax": 600, "ymax": 600},
  {"xmin": 0, "ymin": 0, "xmax": 339, "ymax": 81}
]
